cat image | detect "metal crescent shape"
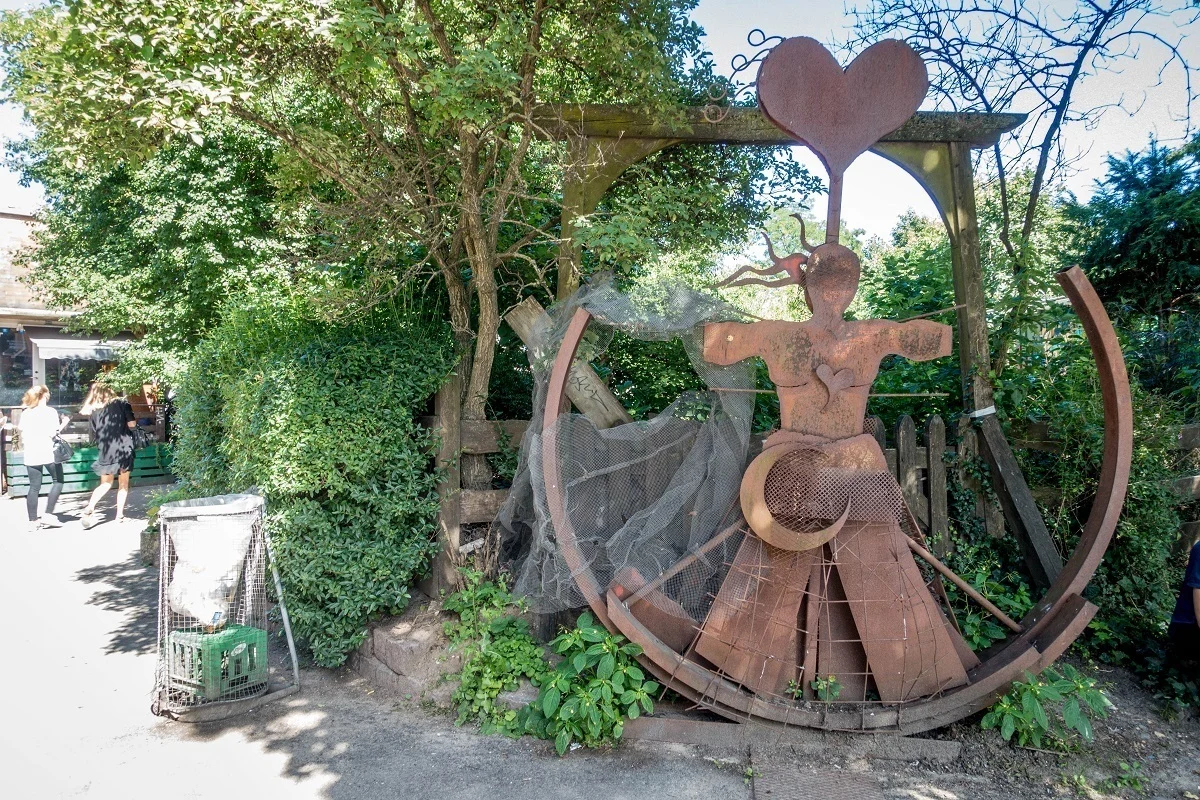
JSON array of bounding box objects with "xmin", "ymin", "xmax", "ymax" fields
[
  {"xmin": 539, "ymin": 266, "xmax": 1131, "ymax": 732},
  {"xmin": 740, "ymin": 444, "xmax": 851, "ymax": 551}
]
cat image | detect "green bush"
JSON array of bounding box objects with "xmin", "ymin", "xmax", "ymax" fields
[
  {"xmin": 982, "ymin": 665, "xmax": 1113, "ymax": 750},
  {"xmin": 1002, "ymin": 329, "xmax": 1189, "ymax": 661},
  {"xmin": 516, "ymin": 612, "xmax": 657, "ymax": 755},
  {"xmin": 172, "ymin": 297, "xmax": 454, "ymax": 666}
]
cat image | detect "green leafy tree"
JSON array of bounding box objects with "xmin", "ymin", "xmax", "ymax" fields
[
  {"xmin": 850, "ymin": 0, "xmax": 1198, "ymax": 378},
  {"xmin": 853, "ymin": 212, "xmax": 960, "ymax": 421},
  {"xmin": 1061, "ymin": 139, "xmax": 1200, "ymax": 417},
  {"xmin": 1, "ymin": 0, "xmax": 810, "ymax": 488},
  {"xmin": 10, "ymin": 125, "xmax": 290, "ymax": 387}
]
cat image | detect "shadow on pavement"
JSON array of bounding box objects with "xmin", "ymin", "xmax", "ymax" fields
[
  {"xmin": 76, "ymin": 550, "xmax": 159, "ymax": 655},
  {"xmin": 167, "ymin": 669, "xmax": 744, "ymax": 800}
]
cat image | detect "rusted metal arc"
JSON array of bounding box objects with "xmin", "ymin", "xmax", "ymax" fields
[
  {"xmin": 740, "ymin": 445, "xmax": 851, "ymax": 552},
  {"xmin": 542, "ymin": 307, "xmax": 612, "ymax": 627},
  {"xmin": 1022, "ymin": 267, "xmax": 1133, "ymax": 631},
  {"xmin": 540, "ymin": 265, "xmax": 1129, "ymax": 733},
  {"xmin": 905, "ymin": 537, "xmax": 1021, "ymax": 633}
]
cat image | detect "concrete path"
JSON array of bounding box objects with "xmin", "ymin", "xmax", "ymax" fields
[{"xmin": 0, "ymin": 488, "xmax": 748, "ymax": 800}]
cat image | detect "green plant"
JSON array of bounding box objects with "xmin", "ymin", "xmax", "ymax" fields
[
  {"xmin": 486, "ymin": 424, "xmax": 521, "ymax": 487},
  {"xmin": 1060, "ymin": 771, "xmax": 1091, "ymax": 797},
  {"xmin": 517, "ymin": 612, "xmax": 658, "ymax": 755},
  {"xmin": 946, "ymin": 559, "xmax": 1034, "ymax": 652},
  {"xmin": 1101, "ymin": 761, "xmax": 1148, "ymax": 796},
  {"xmin": 810, "ymin": 674, "xmax": 842, "ymax": 702},
  {"xmin": 172, "ymin": 299, "xmax": 454, "ymax": 666},
  {"xmin": 443, "ymin": 568, "xmax": 519, "ymax": 645},
  {"xmin": 981, "ymin": 664, "xmax": 1113, "ymax": 750},
  {"xmin": 452, "ymin": 614, "xmax": 547, "ymax": 730},
  {"xmin": 443, "ymin": 569, "xmax": 548, "ymax": 730}
]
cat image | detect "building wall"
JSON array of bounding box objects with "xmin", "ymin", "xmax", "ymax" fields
[
  {"xmin": 0, "ymin": 211, "xmax": 43, "ymax": 314},
  {"xmin": 0, "ymin": 212, "xmax": 52, "ymax": 408}
]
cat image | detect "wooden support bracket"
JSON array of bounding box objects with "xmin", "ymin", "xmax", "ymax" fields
[
  {"xmin": 418, "ymin": 369, "xmax": 462, "ymax": 597},
  {"xmin": 504, "ymin": 296, "xmax": 632, "ymax": 429},
  {"xmin": 978, "ymin": 415, "xmax": 1063, "ymax": 589}
]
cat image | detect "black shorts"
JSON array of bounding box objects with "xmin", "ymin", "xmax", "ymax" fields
[{"xmin": 92, "ymin": 452, "xmax": 134, "ymax": 476}]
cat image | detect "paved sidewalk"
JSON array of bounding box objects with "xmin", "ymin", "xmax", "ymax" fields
[{"xmin": 0, "ymin": 488, "xmax": 746, "ymax": 800}]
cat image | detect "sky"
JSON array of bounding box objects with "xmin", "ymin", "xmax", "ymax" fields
[
  {"xmin": 0, "ymin": 1, "xmax": 1196, "ymax": 239},
  {"xmin": 691, "ymin": 1, "xmax": 1199, "ymax": 239}
]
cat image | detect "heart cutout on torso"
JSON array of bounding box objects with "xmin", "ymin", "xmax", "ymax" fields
[
  {"xmin": 815, "ymin": 363, "xmax": 855, "ymax": 404},
  {"xmin": 757, "ymin": 37, "xmax": 929, "ymax": 177}
]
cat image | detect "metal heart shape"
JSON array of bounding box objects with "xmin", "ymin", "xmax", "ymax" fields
[
  {"xmin": 757, "ymin": 37, "xmax": 928, "ymax": 177},
  {"xmin": 815, "ymin": 363, "xmax": 855, "ymax": 405}
]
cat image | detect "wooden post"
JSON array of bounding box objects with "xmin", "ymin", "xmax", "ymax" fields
[
  {"xmin": 945, "ymin": 142, "xmax": 1061, "ymax": 587},
  {"xmin": 504, "ymin": 297, "xmax": 632, "ymax": 428},
  {"xmin": 946, "ymin": 142, "xmax": 994, "ymax": 413},
  {"xmin": 955, "ymin": 417, "xmax": 994, "ymax": 537},
  {"xmin": 895, "ymin": 415, "xmax": 922, "ymax": 516},
  {"xmin": 925, "ymin": 415, "xmax": 950, "ymax": 555},
  {"xmin": 978, "ymin": 416, "xmax": 1062, "ymax": 587},
  {"xmin": 419, "ymin": 368, "xmax": 463, "ymax": 598}
]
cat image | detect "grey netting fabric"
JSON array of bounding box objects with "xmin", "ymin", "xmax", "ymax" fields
[{"xmin": 498, "ymin": 276, "xmax": 756, "ymax": 619}]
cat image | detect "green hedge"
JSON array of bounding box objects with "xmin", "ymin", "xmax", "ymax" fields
[{"xmin": 172, "ymin": 298, "xmax": 455, "ymax": 666}]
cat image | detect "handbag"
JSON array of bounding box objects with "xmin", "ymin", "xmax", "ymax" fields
[
  {"xmin": 52, "ymin": 435, "xmax": 74, "ymax": 464},
  {"xmin": 131, "ymin": 426, "xmax": 154, "ymax": 450}
]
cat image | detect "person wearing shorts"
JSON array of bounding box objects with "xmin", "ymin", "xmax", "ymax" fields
[{"xmin": 79, "ymin": 383, "xmax": 136, "ymax": 528}]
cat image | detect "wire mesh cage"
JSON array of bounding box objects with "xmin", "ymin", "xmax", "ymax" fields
[{"xmin": 153, "ymin": 493, "xmax": 299, "ymax": 721}]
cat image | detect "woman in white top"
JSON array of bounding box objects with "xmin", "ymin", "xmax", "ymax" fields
[{"xmin": 17, "ymin": 385, "xmax": 69, "ymax": 530}]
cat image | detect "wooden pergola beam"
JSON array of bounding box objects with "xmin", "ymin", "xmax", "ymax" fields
[{"xmin": 531, "ymin": 105, "xmax": 1025, "ymax": 147}]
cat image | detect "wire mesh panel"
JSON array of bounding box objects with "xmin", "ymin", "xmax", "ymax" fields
[{"xmin": 154, "ymin": 493, "xmax": 298, "ymax": 718}]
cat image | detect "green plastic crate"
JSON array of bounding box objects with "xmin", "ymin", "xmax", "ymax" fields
[{"xmin": 167, "ymin": 624, "xmax": 268, "ymax": 702}]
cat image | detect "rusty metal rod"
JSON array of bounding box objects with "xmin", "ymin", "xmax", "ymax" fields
[
  {"xmin": 870, "ymin": 392, "xmax": 950, "ymax": 398},
  {"xmin": 626, "ymin": 521, "xmax": 745, "ymax": 607},
  {"xmin": 905, "ymin": 537, "xmax": 1022, "ymax": 633},
  {"xmin": 709, "ymin": 388, "xmax": 949, "ymax": 397},
  {"xmin": 895, "ymin": 304, "xmax": 965, "ymax": 323}
]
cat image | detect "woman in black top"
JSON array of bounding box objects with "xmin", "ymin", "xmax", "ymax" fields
[{"xmin": 79, "ymin": 383, "xmax": 136, "ymax": 528}]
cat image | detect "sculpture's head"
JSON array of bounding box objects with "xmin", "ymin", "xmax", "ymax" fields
[{"xmin": 804, "ymin": 242, "xmax": 859, "ymax": 322}]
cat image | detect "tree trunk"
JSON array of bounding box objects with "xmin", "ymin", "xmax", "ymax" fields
[{"xmin": 456, "ymin": 145, "xmax": 502, "ymax": 491}]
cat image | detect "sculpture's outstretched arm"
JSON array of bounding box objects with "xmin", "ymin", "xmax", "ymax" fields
[
  {"xmin": 881, "ymin": 319, "xmax": 952, "ymax": 362},
  {"xmin": 703, "ymin": 322, "xmax": 763, "ymax": 365}
]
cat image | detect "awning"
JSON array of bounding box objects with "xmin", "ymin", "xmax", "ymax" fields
[{"xmin": 29, "ymin": 334, "xmax": 128, "ymax": 361}]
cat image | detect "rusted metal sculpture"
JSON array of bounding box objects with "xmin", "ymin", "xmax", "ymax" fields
[{"xmin": 539, "ymin": 37, "xmax": 1134, "ymax": 732}]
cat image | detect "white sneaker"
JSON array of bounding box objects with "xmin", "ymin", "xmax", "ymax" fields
[{"xmin": 39, "ymin": 514, "xmax": 63, "ymax": 528}]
